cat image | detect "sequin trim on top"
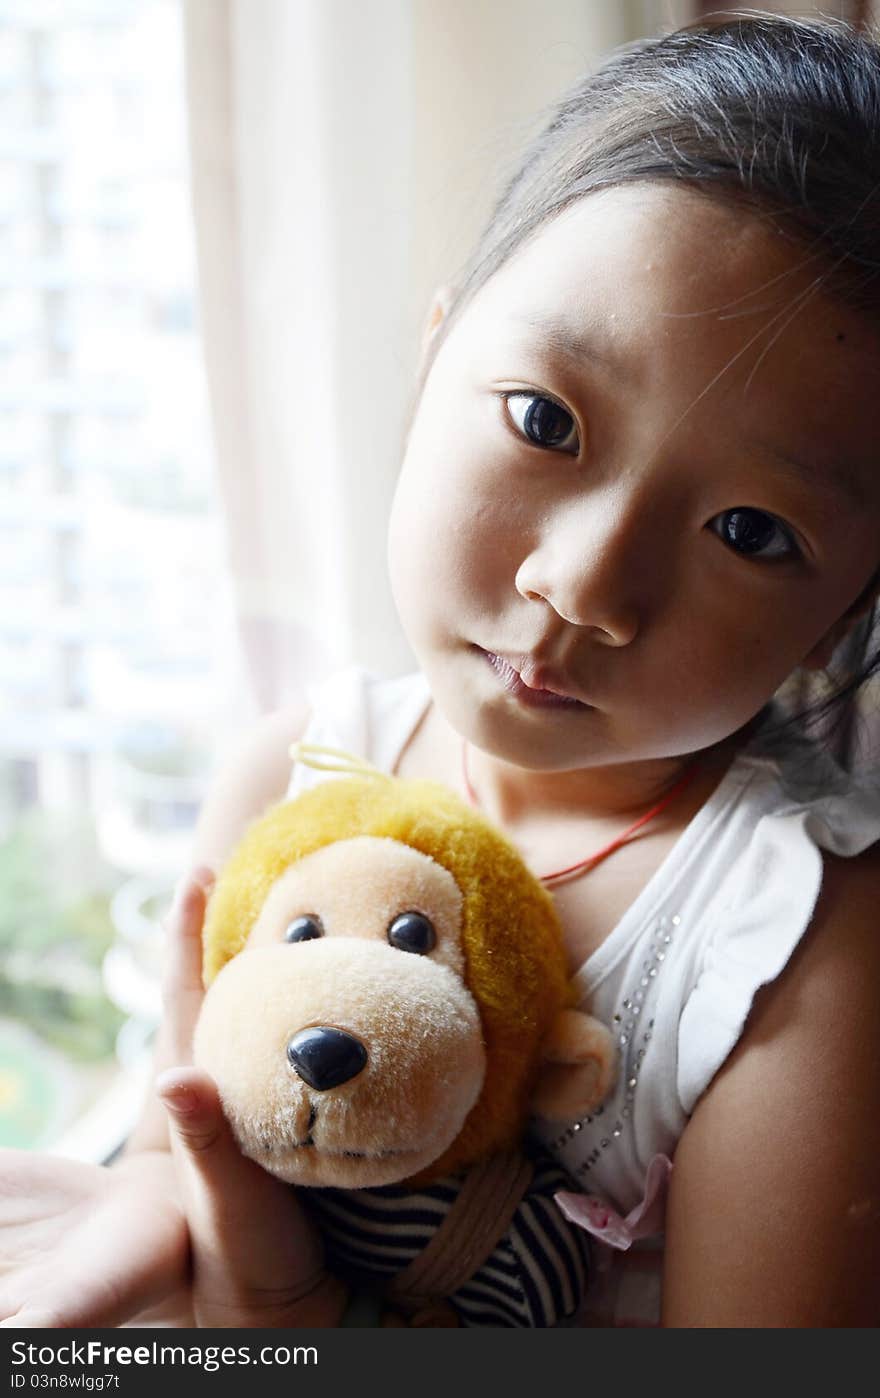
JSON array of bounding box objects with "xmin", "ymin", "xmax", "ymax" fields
[{"xmin": 546, "ymin": 914, "xmax": 680, "ymax": 1181}]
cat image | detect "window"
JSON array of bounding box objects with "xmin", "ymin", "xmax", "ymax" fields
[{"xmin": 0, "ymin": 0, "xmax": 235, "ymax": 1159}]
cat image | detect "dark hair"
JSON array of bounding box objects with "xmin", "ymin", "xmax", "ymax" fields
[{"xmin": 427, "ymin": 11, "xmax": 880, "ymax": 770}]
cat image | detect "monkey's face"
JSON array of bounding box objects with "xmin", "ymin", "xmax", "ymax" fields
[{"xmin": 193, "ymin": 836, "xmax": 486, "ymax": 1188}]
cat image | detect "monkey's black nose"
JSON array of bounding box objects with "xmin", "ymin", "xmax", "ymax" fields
[{"xmin": 286, "ymin": 1027, "xmax": 368, "ymax": 1091}]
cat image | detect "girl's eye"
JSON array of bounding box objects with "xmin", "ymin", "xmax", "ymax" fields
[
  {"xmin": 284, "ymin": 915, "xmax": 324, "ymax": 943},
  {"xmin": 710, "ymin": 508, "xmax": 799, "ymax": 562},
  {"xmin": 387, "ymin": 911, "xmax": 436, "ymax": 955},
  {"xmin": 505, "ymin": 393, "xmax": 579, "ymax": 454}
]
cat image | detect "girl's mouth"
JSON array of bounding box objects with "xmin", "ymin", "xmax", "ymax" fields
[{"xmin": 482, "ymin": 650, "xmax": 589, "ymax": 710}]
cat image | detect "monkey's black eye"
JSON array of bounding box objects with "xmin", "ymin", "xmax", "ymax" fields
[
  {"xmin": 387, "ymin": 912, "xmax": 436, "ymax": 955},
  {"xmin": 284, "ymin": 915, "xmax": 324, "ymax": 943}
]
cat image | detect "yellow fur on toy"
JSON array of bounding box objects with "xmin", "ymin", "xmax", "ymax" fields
[{"xmin": 194, "ymin": 751, "xmax": 614, "ymax": 1192}]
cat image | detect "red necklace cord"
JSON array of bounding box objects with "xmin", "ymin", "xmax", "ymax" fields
[{"xmin": 460, "ymin": 741, "xmax": 702, "ymax": 887}]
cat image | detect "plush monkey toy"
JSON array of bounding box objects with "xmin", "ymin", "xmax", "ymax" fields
[{"xmin": 194, "ymin": 747, "xmax": 615, "ymax": 1326}]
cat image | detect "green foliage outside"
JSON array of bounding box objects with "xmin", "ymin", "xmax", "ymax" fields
[{"xmin": 0, "ymin": 810, "xmax": 125, "ymax": 1062}]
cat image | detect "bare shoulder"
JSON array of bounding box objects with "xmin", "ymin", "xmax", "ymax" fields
[
  {"xmin": 190, "ymin": 700, "xmax": 311, "ymax": 872},
  {"xmin": 781, "ymin": 838, "xmax": 880, "ymax": 1021},
  {"xmin": 662, "ymin": 840, "xmax": 880, "ymax": 1327}
]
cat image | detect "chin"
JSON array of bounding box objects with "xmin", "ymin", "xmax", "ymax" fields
[{"xmin": 439, "ymin": 674, "xmax": 600, "ymax": 771}]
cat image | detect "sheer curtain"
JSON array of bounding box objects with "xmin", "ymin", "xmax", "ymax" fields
[{"xmin": 181, "ymin": 0, "xmax": 689, "ymax": 713}]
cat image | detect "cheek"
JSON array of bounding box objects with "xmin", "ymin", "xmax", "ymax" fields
[
  {"xmin": 395, "ymin": 365, "xmax": 519, "ymax": 537},
  {"xmin": 636, "ymin": 597, "xmax": 807, "ymax": 735},
  {"xmin": 388, "ymin": 440, "xmax": 518, "ymax": 626},
  {"xmin": 387, "ymin": 469, "xmax": 442, "ymax": 627}
]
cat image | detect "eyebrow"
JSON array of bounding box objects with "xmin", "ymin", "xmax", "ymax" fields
[
  {"xmin": 509, "ymin": 312, "xmax": 633, "ymax": 380},
  {"xmin": 743, "ymin": 437, "xmax": 867, "ymax": 511},
  {"xmin": 512, "ymin": 312, "xmax": 866, "ymax": 511}
]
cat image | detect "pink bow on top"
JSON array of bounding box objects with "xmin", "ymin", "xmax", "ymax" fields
[{"xmin": 555, "ymin": 1153, "xmax": 673, "ymax": 1253}]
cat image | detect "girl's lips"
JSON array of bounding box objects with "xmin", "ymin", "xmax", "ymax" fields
[{"xmin": 482, "ymin": 649, "xmax": 589, "ymax": 709}]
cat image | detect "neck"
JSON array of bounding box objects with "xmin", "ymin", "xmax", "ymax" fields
[{"xmin": 462, "ymin": 737, "xmax": 739, "ymax": 829}]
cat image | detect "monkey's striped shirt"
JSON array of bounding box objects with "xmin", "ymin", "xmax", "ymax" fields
[{"xmin": 303, "ymin": 1153, "xmax": 591, "ymax": 1327}]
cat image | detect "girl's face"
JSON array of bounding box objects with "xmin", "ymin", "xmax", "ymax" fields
[{"xmin": 387, "ymin": 184, "xmax": 880, "ymax": 772}]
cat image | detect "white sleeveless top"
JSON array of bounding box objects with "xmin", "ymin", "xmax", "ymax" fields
[{"xmin": 287, "ymin": 663, "xmax": 880, "ymax": 1324}]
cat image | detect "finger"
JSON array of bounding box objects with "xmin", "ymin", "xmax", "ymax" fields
[
  {"xmin": 163, "ymin": 866, "xmax": 215, "ymax": 993},
  {"xmin": 157, "ymin": 1067, "xmax": 294, "ymax": 1226},
  {"xmin": 157, "ymin": 1067, "xmax": 324, "ymax": 1299},
  {"xmin": 156, "ymin": 1067, "xmax": 231, "ymax": 1163},
  {"xmin": 162, "ymin": 868, "xmax": 215, "ymax": 1062}
]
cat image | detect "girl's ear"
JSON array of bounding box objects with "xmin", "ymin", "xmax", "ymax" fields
[
  {"xmin": 420, "ymin": 284, "xmax": 455, "ymax": 357},
  {"xmin": 802, "ymin": 571, "xmax": 880, "ymax": 672}
]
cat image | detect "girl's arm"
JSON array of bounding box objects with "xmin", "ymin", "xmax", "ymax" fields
[
  {"xmin": 662, "ymin": 844, "xmax": 880, "ymax": 1328},
  {"xmin": 125, "ymin": 699, "xmax": 310, "ymax": 1155}
]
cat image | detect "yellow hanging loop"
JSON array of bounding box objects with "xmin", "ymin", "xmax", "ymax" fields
[{"xmin": 288, "ymin": 741, "xmax": 390, "ymax": 781}]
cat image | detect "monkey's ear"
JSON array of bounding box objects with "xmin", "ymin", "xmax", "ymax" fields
[{"xmin": 531, "ymin": 1009, "xmax": 616, "ymax": 1121}]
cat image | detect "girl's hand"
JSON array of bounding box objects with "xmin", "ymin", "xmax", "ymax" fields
[
  {"xmin": 0, "ymin": 1148, "xmax": 188, "ymax": 1329},
  {"xmin": 156, "ymin": 871, "xmax": 346, "ymax": 1327}
]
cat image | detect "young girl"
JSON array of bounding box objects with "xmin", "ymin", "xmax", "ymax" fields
[{"xmin": 3, "ymin": 12, "xmax": 880, "ymax": 1328}]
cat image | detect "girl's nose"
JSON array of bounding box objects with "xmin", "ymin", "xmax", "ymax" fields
[{"xmin": 514, "ymin": 500, "xmax": 644, "ymax": 646}]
